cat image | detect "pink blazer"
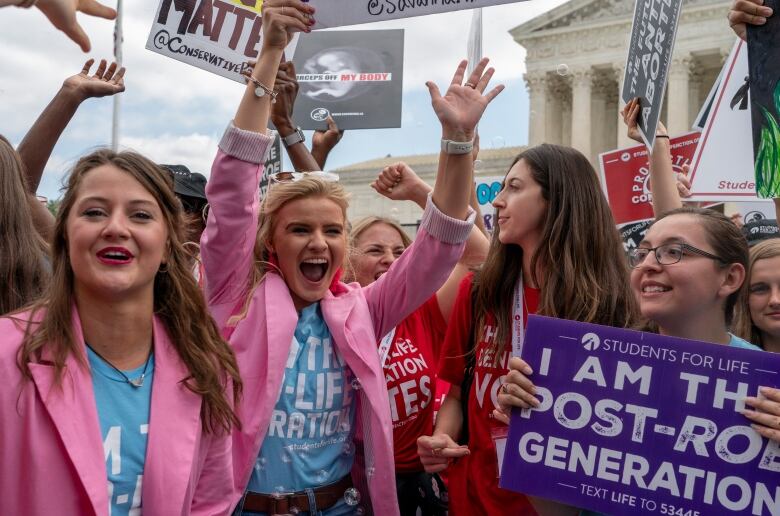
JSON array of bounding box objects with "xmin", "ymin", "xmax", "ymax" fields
[
  {"xmin": 201, "ymin": 123, "xmax": 474, "ymax": 516},
  {"xmin": 0, "ymin": 306, "xmax": 234, "ymax": 515}
]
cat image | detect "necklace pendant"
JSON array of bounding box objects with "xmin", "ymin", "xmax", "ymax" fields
[{"xmin": 129, "ymin": 375, "xmax": 145, "ymax": 388}]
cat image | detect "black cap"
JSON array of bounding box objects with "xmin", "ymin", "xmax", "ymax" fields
[
  {"xmin": 161, "ymin": 164, "xmax": 207, "ymax": 201},
  {"xmin": 742, "ymin": 218, "xmax": 780, "ymax": 247}
]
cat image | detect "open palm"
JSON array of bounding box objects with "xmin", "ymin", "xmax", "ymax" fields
[
  {"xmin": 427, "ymin": 58, "xmax": 504, "ymax": 138},
  {"xmin": 63, "ymin": 59, "xmax": 125, "ymax": 100},
  {"xmin": 36, "ymin": 0, "xmax": 116, "ymax": 52}
]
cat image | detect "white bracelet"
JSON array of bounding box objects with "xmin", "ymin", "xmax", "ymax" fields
[{"xmin": 441, "ymin": 138, "xmax": 474, "ymax": 155}]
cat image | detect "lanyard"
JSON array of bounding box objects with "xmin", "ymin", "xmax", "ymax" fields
[
  {"xmin": 511, "ymin": 277, "xmax": 525, "ymax": 357},
  {"xmin": 378, "ymin": 327, "xmax": 397, "ymax": 366}
]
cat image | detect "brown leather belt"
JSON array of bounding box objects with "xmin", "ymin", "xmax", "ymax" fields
[{"xmin": 242, "ymin": 476, "xmax": 353, "ymax": 514}]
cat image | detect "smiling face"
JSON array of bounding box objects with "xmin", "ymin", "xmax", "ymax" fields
[
  {"xmin": 492, "ymin": 159, "xmax": 547, "ymax": 248},
  {"xmin": 66, "ymin": 164, "xmax": 169, "ymax": 302},
  {"xmin": 748, "ymin": 255, "xmax": 780, "ymax": 340},
  {"xmin": 269, "ymin": 196, "xmax": 346, "ymax": 310},
  {"xmin": 630, "ymin": 214, "xmax": 742, "ymax": 330},
  {"xmin": 352, "ymin": 222, "xmax": 406, "ymax": 287}
]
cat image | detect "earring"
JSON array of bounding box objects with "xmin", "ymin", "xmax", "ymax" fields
[{"xmin": 158, "ymin": 263, "xmax": 169, "ymax": 274}]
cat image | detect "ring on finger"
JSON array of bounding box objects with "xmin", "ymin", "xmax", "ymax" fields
[
  {"xmin": 464, "ymin": 82, "xmax": 477, "ymax": 89},
  {"xmin": 501, "ymin": 382, "xmax": 510, "ymax": 395},
  {"xmin": 431, "ymin": 448, "xmax": 441, "ymax": 457}
]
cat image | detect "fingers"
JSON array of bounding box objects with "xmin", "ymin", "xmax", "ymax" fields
[
  {"xmin": 79, "ymin": 0, "xmax": 117, "ymax": 20},
  {"xmin": 483, "ymin": 84, "xmax": 505, "ymax": 104},
  {"xmin": 63, "ymin": 20, "xmax": 91, "ymax": 53},
  {"xmin": 449, "ymin": 59, "xmax": 469, "ymax": 88},
  {"xmin": 508, "ymin": 356, "xmax": 533, "ymax": 375},
  {"xmin": 112, "ymin": 67, "xmax": 126, "ymax": 91},
  {"xmin": 492, "ymin": 408, "xmax": 510, "ymax": 425},
  {"xmin": 499, "ymin": 372, "xmax": 540, "ymax": 410},
  {"xmin": 93, "ymin": 59, "xmax": 107, "ymax": 78},
  {"xmin": 426, "ymin": 81, "xmax": 442, "ymax": 104},
  {"xmin": 417, "ymin": 434, "xmax": 470, "ymax": 473},
  {"xmin": 326, "ymin": 116, "xmax": 338, "ymax": 133},
  {"xmin": 80, "ymin": 58, "xmax": 95, "ymax": 75},
  {"xmin": 466, "ymin": 57, "xmax": 490, "ymax": 88},
  {"xmin": 103, "ymin": 62, "xmax": 118, "ymax": 82}
]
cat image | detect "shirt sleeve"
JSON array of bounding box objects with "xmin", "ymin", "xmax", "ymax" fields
[{"xmin": 437, "ymin": 274, "xmax": 475, "ymax": 386}]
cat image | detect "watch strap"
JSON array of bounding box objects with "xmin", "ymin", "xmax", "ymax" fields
[
  {"xmin": 282, "ymin": 127, "xmax": 305, "ymax": 147},
  {"xmin": 441, "ymin": 138, "xmax": 474, "ymax": 155}
]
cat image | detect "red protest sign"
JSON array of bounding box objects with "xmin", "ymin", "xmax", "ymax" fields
[{"xmin": 598, "ymin": 132, "xmax": 701, "ymax": 225}]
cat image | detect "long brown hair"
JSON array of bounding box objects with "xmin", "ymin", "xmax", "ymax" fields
[
  {"xmin": 16, "ymin": 149, "xmax": 242, "ymax": 435},
  {"xmin": 728, "ymin": 236, "xmax": 778, "ymax": 347},
  {"xmin": 228, "ymin": 177, "xmax": 350, "ymax": 325},
  {"xmin": 474, "ymin": 144, "xmax": 637, "ymax": 358},
  {"xmin": 0, "ymin": 135, "xmax": 48, "ymax": 315}
]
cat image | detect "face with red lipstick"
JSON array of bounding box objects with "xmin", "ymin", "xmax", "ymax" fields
[
  {"xmin": 66, "ymin": 164, "xmax": 168, "ymax": 300},
  {"xmin": 268, "ymin": 195, "xmax": 346, "ymax": 311},
  {"xmin": 630, "ymin": 214, "xmax": 742, "ymax": 328}
]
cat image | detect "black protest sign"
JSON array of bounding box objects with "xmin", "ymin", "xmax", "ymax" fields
[
  {"xmin": 260, "ymin": 133, "xmax": 282, "ymax": 197},
  {"xmin": 747, "ymin": 0, "xmax": 780, "ymax": 198},
  {"xmin": 292, "ymin": 29, "xmax": 404, "ymax": 130},
  {"xmin": 621, "ymin": 0, "xmax": 682, "ymax": 150}
]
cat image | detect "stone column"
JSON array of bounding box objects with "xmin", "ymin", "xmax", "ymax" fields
[
  {"xmin": 546, "ymin": 78, "xmax": 565, "ymax": 145},
  {"xmin": 561, "ymin": 96, "xmax": 572, "ymax": 147},
  {"xmin": 525, "ymin": 72, "xmax": 547, "ymax": 147},
  {"xmin": 667, "ymin": 56, "xmax": 692, "ymax": 136},
  {"xmin": 689, "ymin": 63, "xmax": 702, "ymax": 127},
  {"xmin": 614, "ymin": 64, "xmax": 633, "ymax": 149},
  {"xmin": 570, "ymin": 68, "xmax": 593, "ymax": 159}
]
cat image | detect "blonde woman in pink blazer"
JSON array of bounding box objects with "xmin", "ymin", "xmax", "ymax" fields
[
  {"xmin": 200, "ymin": 2, "xmax": 504, "ymax": 515},
  {"xmin": 0, "ymin": 149, "xmax": 242, "ymax": 515}
]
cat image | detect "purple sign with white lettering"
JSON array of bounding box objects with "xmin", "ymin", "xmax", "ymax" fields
[{"xmin": 500, "ymin": 315, "xmax": 780, "ymax": 516}]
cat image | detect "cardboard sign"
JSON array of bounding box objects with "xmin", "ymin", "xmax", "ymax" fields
[
  {"xmin": 308, "ymin": 0, "xmax": 529, "ymax": 29},
  {"xmin": 145, "ymin": 0, "xmax": 298, "ymax": 82},
  {"xmin": 475, "ymin": 175, "xmax": 503, "ymax": 232},
  {"xmin": 598, "ymin": 132, "xmax": 700, "ymax": 225},
  {"xmin": 259, "ymin": 132, "xmax": 282, "ymax": 197},
  {"xmin": 500, "ymin": 315, "xmax": 780, "ymax": 516},
  {"xmin": 747, "ymin": 0, "xmax": 780, "ymax": 199},
  {"xmin": 291, "ymin": 30, "xmax": 404, "ymax": 130},
  {"xmin": 621, "ymin": 0, "xmax": 683, "ymax": 150},
  {"xmin": 687, "ymin": 40, "xmax": 759, "ymax": 202}
]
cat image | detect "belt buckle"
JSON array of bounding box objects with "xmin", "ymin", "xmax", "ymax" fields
[{"xmin": 270, "ymin": 491, "xmax": 296, "ymax": 515}]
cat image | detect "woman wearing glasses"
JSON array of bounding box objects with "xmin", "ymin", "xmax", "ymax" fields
[{"xmin": 200, "ymin": 1, "xmax": 502, "ymax": 514}]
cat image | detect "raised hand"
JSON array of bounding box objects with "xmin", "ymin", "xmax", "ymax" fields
[
  {"xmin": 426, "ymin": 58, "xmax": 504, "ymax": 141},
  {"xmin": 312, "ymin": 116, "xmax": 343, "ymax": 153},
  {"xmin": 63, "ymin": 59, "xmax": 125, "ymax": 101},
  {"xmin": 677, "ymin": 164, "xmax": 692, "ymax": 198},
  {"xmin": 268, "ymin": 61, "xmax": 299, "ymax": 132},
  {"xmin": 728, "ymin": 0, "xmax": 773, "ymax": 41},
  {"xmin": 35, "ymin": 0, "xmax": 116, "ymax": 52},
  {"xmin": 622, "ymin": 97, "xmax": 667, "ymax": 144},
  {"xmin": 261, "ymin": 0, "xmax": 314, "ymax": 51},
  {"xmin": 417, "ymin": 434, "xmax": 470, "ymax": 474},
  {"xmin": 370, "ymin": 162, "xmax": 431, "ymax": 205}
]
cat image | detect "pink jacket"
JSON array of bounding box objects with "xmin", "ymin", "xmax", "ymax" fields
[
  {"xmin": 201, "ymin": 123, "xmax": 474, "ymax": 516},
  {"xmin": 0, "ymin": 306, "xmax": 234, "ymax": 515}
]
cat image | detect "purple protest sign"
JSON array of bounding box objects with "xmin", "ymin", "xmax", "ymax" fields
[{"xmin": 500, "ymin": 315, "xmax": 780, "ymax": 516}]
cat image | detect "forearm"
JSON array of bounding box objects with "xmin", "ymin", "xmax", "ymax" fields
[
  {"xmin": 286, "ymin": 142, "xmax": 321, "ymax": 171},
  {"xmin": 648, "ymin": 138, "xmax": 682, "ymax": 217},
  {"xmin": 1, "ymin": 0, "xmax": 32, "ymax": 7},
  {"xmin": 431, "ymin": 139, "xmax": 473, "ymax": 219},
  {"xmin": 234, "ymin": 46, "xmax": 284, "ymax": 133},
  {"xmin": 17, "ymin": 85, "xmax": 82, "ymax": 192},
  {"xmin": 27, "ymin": 195, "xmax": 55, "ymax": 242},
  {"xmin": 310, "ymin": 146, "xmax": 330, "ymax": 170},
  {"xmin": 434, "ymin": 387, "xmax": 464, "ymax": 440}
]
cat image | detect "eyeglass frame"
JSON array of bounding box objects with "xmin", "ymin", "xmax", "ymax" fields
[
  {"xmin": 268, "ymin": 171, "xmax": 340, "ymax": 184},
  {"xmin": 627, "ymin": 242, "xmax": 725, "ymax": 269}
]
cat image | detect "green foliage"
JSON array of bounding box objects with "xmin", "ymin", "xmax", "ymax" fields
[
  {"xmin": 755, "ymin": 80, "xmax": 780, "ymax": 198},
  {"xmin": 46, "ymin": 198, "xmax": 61, "ymax": 217}
]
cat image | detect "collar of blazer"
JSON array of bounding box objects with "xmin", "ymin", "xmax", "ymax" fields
[{"xmin": 28, "ymin": 303, "xmax": 202, "ymax": 515}]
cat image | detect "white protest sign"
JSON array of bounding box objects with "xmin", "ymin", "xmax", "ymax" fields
[
  {"xmin": 308, "ymin": 0, "xmax": 529, "ymax": 29},
  {"xmin": 146, "ymin": 0, "xmax": 298, "ymax": 83},
  {"xmin": 475, "ymin": 175, "xmax": 502, "ymax": 231},
  {"xmin": 687, "ymin": 39, "xmax": 758, "ymax": 202}
]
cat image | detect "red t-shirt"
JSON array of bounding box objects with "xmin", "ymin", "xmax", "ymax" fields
[
  {"xmin": 438, "ymin": 273, "xmax": 539, "ymax": 516},
  {"xmin": 382, "ymin": 295, "xmax": 447, "ymax": 472}
]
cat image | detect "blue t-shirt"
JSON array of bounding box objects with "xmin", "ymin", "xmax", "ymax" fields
[
  {"xmin": 87, "ymin": 347, "xmax": 154, "ymax": 516},
  {"xmin": 728, "ymin": 333, "xmax": 762, "ymax": 351},
  {"xmin": 247, "ymin": 302, "xmax": 356, "ymax": 512}
]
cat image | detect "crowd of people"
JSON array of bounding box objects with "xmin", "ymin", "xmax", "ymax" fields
[{"xmin": 1, "ymin": 0, "xmax": 780, "ymax": 515}]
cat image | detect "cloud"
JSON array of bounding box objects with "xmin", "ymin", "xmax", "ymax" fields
[{"xmin": 122, "ymin": 133, "xmax": 220, "ymax": 176}]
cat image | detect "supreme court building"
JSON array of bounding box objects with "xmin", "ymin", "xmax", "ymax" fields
[{"xmin": 339, "ymin": 0, "xmax": 735, "ymax": 228}]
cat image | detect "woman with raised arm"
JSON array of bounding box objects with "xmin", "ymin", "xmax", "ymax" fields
[
  {"xmin": 199, "ymin": 1, "xmax": 502, "ymax": 513},
  {"xmin": 417, "ymin": 143, "xmax": 638, "ymax": 516},
  {"xmin": 0, "ymin": 148, "xmax": 242, "ymax": 514}
]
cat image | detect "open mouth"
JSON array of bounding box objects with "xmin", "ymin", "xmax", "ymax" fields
[
  {"xmin": 96, "ymin": 247, "xmax": 134, "ymax": 265},
  {"xmin": 374, "ymin": 270, "xmax": 388, "ymax": 281},
  {"xmin": 641, "ymin": 283, "xmax": 671, "ymax": 293},
  {"xmin": 300, "ymin": 257, "xmax": 329, "ymax": 283}
]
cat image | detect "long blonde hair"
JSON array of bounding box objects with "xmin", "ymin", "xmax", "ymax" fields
[
  {"xmin": 228, "ymin": 177, "xmax": 351, "ymax": 325},
  {"xmin": 16, "ymin": 149, "xmax": 242, "ymax": 435},
  {"xmin": 733, "ymin": 238, "xmax": 780, "ymax": 348},
  {"xmin": 0, "ymin": 135, "xmax": 48, "ymax": 315}
]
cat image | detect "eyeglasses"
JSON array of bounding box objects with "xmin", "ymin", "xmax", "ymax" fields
[
  {"xmin": 269, "ymin": 171, "xmax": 340, "ymax": 184},
  {"xmin": 628, "ymin": 242, "xmax": 725, "ymax": 269}
]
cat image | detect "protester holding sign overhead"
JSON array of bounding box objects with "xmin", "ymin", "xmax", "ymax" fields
[
  {"xmin": 728, "ymin": 0, "xmax": 774, "ymax": 40},
  {"xmin": 199, "ymin": 1, "xmax": 505, "ymax": 513},
  {"xmin": 418, "ymin": 143, "xmax": 637, "ymax": 516}
]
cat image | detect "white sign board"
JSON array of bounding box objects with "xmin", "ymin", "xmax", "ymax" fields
[
  {"xmin": 309, "ymin": 0, "xmax": 529, "ymax": 29},
  {"xmin": 687, "ymin": 39, "xmax": 758, "ymax": 201},
  {"xmin": 146, "ymin": 0, "xmax": 297, "ymax": 83},
  {"xmin": 475, "ymin": 175, "xmax": 502, "ymax": 232}
]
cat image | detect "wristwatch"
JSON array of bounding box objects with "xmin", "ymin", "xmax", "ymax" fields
[
  {"xmin": 441, "ymin": 138, "xmax": 474, "ymax": 155},
  {"xmin": 282, "ymin": 127, "xmax": 305, "ymax": 147}
]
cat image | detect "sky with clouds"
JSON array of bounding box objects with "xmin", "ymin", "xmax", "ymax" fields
[{"xmin": 0, "ymin": 0, "xmax": 569, "ymax": 200}]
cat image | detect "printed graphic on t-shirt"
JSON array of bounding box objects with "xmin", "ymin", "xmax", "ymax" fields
[
  {"xmin": 385, "ymin": 337, "xmax": 433, "ymax": 428},
  {"xmin": 249, "ymin": 303, "xmax": 356, "ymax": 494},
  {"xmin": 473, "ymin": 324, "xmax": 510, "ymax": 413}
]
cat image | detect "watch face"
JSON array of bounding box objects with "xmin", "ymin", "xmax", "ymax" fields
[{"xmin": 254, "ymin": 87, "xmax": 265, "ymax": 98}]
